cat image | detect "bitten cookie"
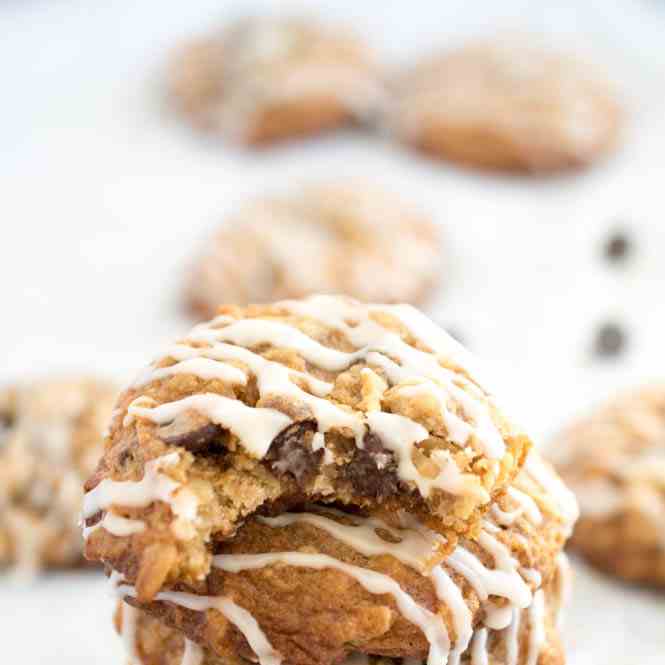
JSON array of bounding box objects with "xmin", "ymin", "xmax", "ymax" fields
[
  {"xmin": 551, "ymin": 385, "xmax": 665, "ymax": 586},
  {"xmin": 83, "ymin": 295, "xmax": 532, "ymax": 587},
  {"xmin": 0, "ymin": 376, "xmax": 116, "ymax": 573},
  {"xmin": 390, "ymin": 37, "xmax": 622, "ymax": 173},
  {"xmin": 185, "ymin": 183, "xmax": 441, "ymax": 317},
  {"xmin": 169, "ymin": 16, "xmax": 385, "ymax": 144},
  {"xmin": 111, "ymin": 453, "xmax": 575, "ymax": 665}
]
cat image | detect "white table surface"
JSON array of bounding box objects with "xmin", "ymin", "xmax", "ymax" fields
[{"xmin": 1, "ymin": 0, "xmax": 665, "ymax": 663}]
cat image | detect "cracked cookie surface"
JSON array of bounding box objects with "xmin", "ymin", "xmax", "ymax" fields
[
  {"xmin": 185, "ymin": 183, "xmax": 441, "ymax": 317},
  {"xmin": 0, "ymin": 376, "xmax": 116, "ymax": 573}
]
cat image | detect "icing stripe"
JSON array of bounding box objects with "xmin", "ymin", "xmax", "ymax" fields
[
  {"xmin": 128, "ymin": 394, "xmax": 291, "ymax": 460},
  {"xmin": 115, "ymin": 584, "xmax": 281, "ymax": 665},
  {"xmin": 213, "ymin": 552, "xmax": 450, "ymax": 665}
]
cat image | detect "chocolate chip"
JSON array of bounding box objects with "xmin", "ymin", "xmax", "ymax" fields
[
  {"xmin": 604, "ymin": 230, "xmax": 632, "ymax": 263},
  {"xmin": 345, "ymin": 433, "xmax": 399, "ymax": 499},
  {"xmin": 266, "ymin": 420, "xmax": 321, "ymax": 482},
  {"xmin": 593, "ymin": 322, "xmax": 627, "ymax": 358},
  {"xmin": 160, "ymin": 420, "xmax": 226, "ymax": 453}
]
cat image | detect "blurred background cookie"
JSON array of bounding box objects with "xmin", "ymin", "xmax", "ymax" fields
[
  {"xmin": 551, "ymin": 385, "xmax": 665, "ymax": 587},
  {"xmin": 185, "ymin": 182, "xmax": 441, "ymax": 317},
  {"xmin": 0, "ymin": 377, "xmax": 116, "ymax": 575},
  {"xmin": 390, "ymin": 36, "xmax": 622, "ymax": 173},
  {"xmin": 169, "ymin": 16, "xmax": 385, "ymax": 145}
]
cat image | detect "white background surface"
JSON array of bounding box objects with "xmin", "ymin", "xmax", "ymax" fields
[{"xmin": 1, "ymin": 0, "xmax": 665, "ymax": 663}]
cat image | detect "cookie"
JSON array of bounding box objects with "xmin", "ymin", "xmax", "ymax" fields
[
  {"xmin": 83, "ymin": 295, "xmax": 534, "ymax": 591},
  {"xmin": 390, "ymin": 37, "xmax": 622, "ymax": 173},
  {"xmin": 551, "ymin": 385, "xmax": 665, "ymax": 586},
  {"xmin": 110, "ymin": 453, "xmax": 575, "ymax": 665},
  {"xmin": 185, "ymin": 182, "xmax": 441, "ymax": 318},
  {"xmin": 169, "ymin": 16, "xmax": 385, "ymax": 144},
  {"xmin": 0, "ymin": 376, "xmax": 116, "ymax": 573}
]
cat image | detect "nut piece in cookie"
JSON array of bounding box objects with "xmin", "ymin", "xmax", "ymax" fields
[
  {"xmin": 0, "ymin": 376, "xmax": 116, "ymax": 573},
  {"xmin": 390, "ymin": 36, "xmax": 622, "ymax": 173},
  {"xmin": 169, "ymin": 16, "xmax": 385, "ymax": 144},
  {"xmin": 551, "ymin": 384, "xmax": 665, "ymax": 587},
  {"xmin": 185, "ymin": 182, "xmax": 441, "ymax": 317}
]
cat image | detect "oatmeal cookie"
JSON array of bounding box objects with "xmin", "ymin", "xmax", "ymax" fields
[
  {"xmin": 169, "ymin": 16, "xmax": 385, "ymax": 144},
  {"xmin": 0, "ymin": 376, "xmax": 116, "ymax": 573},
  {"xmin": 186, "ymin": 183, "xmax": 441, "ymax": 317},
  {"xmin": 110, "ymin": 452, "xmax": 575, "ymax": 665},
  {"xmin": 83, "ymin": 295, "xmax": 532, "ymax": 593},
  {"xmin": 551, "ymin": 385, "xmax": 665, "ymax": 586},
  {"xmin": 390, "ymin": 37, "xmax": 622, "ymax": 173}
]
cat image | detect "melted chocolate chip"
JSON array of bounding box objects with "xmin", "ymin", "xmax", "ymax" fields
[
  {"xmin": 345, "ymin": 433, "xmax": 399, "ymax": 499},
  {"xmin": 161, "ymin": 421, "xmax": 226, "ymax": 453},
  {"xmin": 593, "ymin": 322, "xmax": 627, "ymax": 359},
  {"xmin": 266, "ymin": 420, "xmax": 321, "ymax": 482}
]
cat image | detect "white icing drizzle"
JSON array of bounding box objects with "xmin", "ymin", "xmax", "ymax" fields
[
  {"xmin": 124, "ymin": 295, "xmax": 512, "ymax": 503},
  {"xmin": 83, "ymin": 453, "xmax": 183, "ymax": 519},
  {"xmin": 504, "ymin": 608, "xmax": 521, "ymax": 665},
  {"xmin": 213, "ymin": 552, "xmax": 450, "ymax": 665},
  {"xmin": 430, "ymin": 566, "xmax": 473, "ymax": 665},
  {"xmin": 120, "ymin": 601, "xmax": 140, "ymax": 663},
  {"xmin": 447, "ymin": 531, "xmax": 532, "ymax": 611},
  {"xmin": 470, "ymin": 628, "xmax": 489, "ymax": 665},
  {"xmin": 133, "ymin": 356, "xmax": 248, "ymax": 388},
  {"xmin": 128, "ymin": 395, "xmax": 292, "ymax": 460},
  {"xmin": 525, "ymin": 589, "xmax": 546, "ymax": 665},
  {"xmin": 505, "ymin": 487, "xmax": 543, "ymax": 526},
  {"xmin": 555, "ymin": 552, "xmax": 572, "ymax": 630},
  {"xmin": 114, "ymin": 582, "xmax": 281, "ymax": 665},
  {"xmin": 524, "ymin": 454, "xmax": 579, "ymax": 530},
  {"xmin": 181, "ymin": 639, "xmax": 204, "ymax": 665},
  {"xmin": 366, "ymin": 411, "xmax": 484, "ymax": 499},
  {"xmin": 83, "ymin": 511, "xmax": 146, "ymax": 539},
  {"xmin": 519, "ymin": 568, "xmax": 542, "ymax": 588},
  {"xmin": 258, "ymin": 509, "xmax": 444, "ymax": 573}
]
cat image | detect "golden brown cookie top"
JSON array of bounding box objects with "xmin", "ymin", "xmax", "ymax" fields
[
  {"xmin": 83, "ymin": 296, "xmax": 531, "ymax": 587},
  {"xmin": 392, "ymin": 36, "xmax": 622, "ymax": 172},
  {"xmin": 0, "ymin": 376, "xmax": 116, "ymax": 571},
  {"xmin": 169, "ymin": 16, "xmax": 384, "ymax": 140},
  {"xmin": 186, "ymin": 183, "xmax": 441, "ymax": 315}
]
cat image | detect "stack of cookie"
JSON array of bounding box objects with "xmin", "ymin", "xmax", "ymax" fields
[{"xmin": 81, "ymin": 295, "xmax": 578, "ymax": 665}]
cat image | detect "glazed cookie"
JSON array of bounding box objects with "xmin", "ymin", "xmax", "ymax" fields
[
  {"xmin": 0, "ymin": 376, "xmax": 116, "ymax": 573},
  {"xmin": 186, "ymin": 183, "xmax": 441, "ymax": 317},
  {"xmin": 110, "ymin": 453, "xmax": 576, "ymax": 665},
  {"xmin": 169, "ymin": 16, "xmax": 385, "ymax": 144},
  {"xmin": 551, "ymin": 385, "xmax": 665, "ymax": 586},
  {"xmin": 83, "ymin": 295, "xmax": 533, "ymax": 592},
  {"xmin": 390, "ymin": 37, "xmax": 622, "ymax": 173}
]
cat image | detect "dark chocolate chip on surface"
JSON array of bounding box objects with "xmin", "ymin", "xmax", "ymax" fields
[
  {"xmin": 266, "ymin": 420, "xmax": 321, "ymax": 482},
  {"xmin": 593, "ymin": 322, "xmax": 627, "ymax": 359},
  {"xmin": 345, "ymin": 432, "xmax": 399, "ymax": 499},
  {"xmin": 160, "ymin": 419, "xmax": 226, "ymax": 453}
]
